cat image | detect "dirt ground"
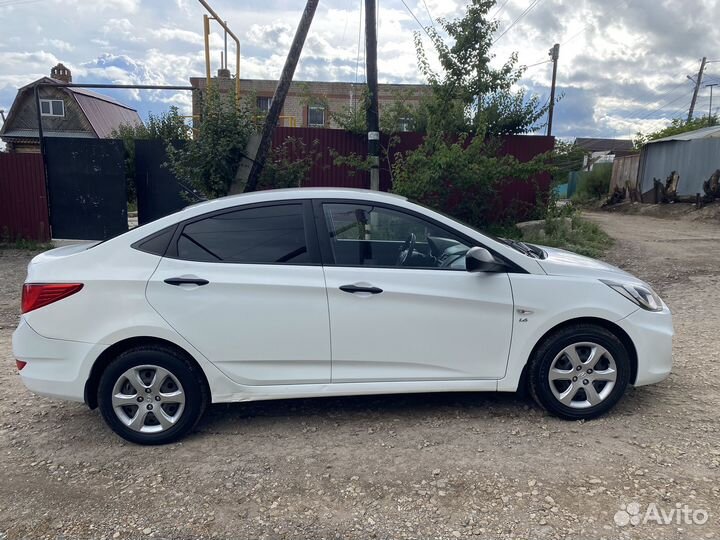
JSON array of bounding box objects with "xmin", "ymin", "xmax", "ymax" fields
[{"xmin": 1, "ymin": 211, "xmax": 719, "ymax": 540}]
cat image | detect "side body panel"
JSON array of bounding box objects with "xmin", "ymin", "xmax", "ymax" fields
[
  {"xmin": 499, "ymin": 274, "xmax": 648, "ymax": 391},
  {"xmin": 323, "ymin": 266, "xmax": 515, "ymax": 381},
  {"xmin": 145, "ymin": 259, "xmax": 332, "ymax": 385}
]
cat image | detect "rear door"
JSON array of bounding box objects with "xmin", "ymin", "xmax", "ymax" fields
[
  {"xmin": 146, "ymin": 201, "xmax": 331, "ymax": 386},
  {"xmin": 317, "ymin": 200, "xmax": 515, "ymax": 382}
]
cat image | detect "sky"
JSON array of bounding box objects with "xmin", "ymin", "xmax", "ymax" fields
[{"xmin": 1, "ymin": 0, "xmax": 719, "ymax": 140}]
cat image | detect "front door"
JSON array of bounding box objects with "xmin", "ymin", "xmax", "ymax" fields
[
  {"xmin": 318, "ymin": 201, "xmax": 514, "ymax": 382},
  {"xmin": 146, "ymin": 201, "xmax": 331, "ymax": 386}
]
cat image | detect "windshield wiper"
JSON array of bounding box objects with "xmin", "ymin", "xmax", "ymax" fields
[{"xmin": 499, "ymin": 238, "xmax": 539, "ymax": 258}]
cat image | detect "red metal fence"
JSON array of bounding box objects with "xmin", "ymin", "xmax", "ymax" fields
[
  {"xmin": 272, "ymin": 127, "xmax": 554, "ymax": 219},
  {"xmin": 0, "ymin": 153, "xmax": 50, "ymax": 242},
  {"xmin": 0, "ymin": 129, "xmax": 553, "ymax": 243}
]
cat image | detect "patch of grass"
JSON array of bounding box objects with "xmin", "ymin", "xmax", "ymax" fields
[
  {"xmin": 0, "ymin": 238, "xmax": 54, "ymax": 251},
  {"xmin": 510, "ymin": 216, "xmax": 613, "ymax": 259}
]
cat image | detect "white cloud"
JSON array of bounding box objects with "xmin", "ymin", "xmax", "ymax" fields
[
  {"xmin": 155, "ymin": 28, "xmax": 204, "ymax": 44},
  {"xmin": 40, "ymin": 39, "xmax": 74, "ymax": 52}
]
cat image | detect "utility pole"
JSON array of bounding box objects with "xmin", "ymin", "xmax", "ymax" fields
[
  {"xmin": 546, "ymin": 43, "xmax": 559, "ymax": 137},
  {"xmin": 365, "ymin": 0, "xmax": 380, "ymax": 191},
  {"xmin": 687, "ymin": 56, "xmax": 707, "ymax": 122},
  {"xmin": 243, "ymin": 0, "xmax": 319, "ymax": 193},
  {"xmin": 706, "ymin": 83, "xmax": 719, "ymax": 124}
]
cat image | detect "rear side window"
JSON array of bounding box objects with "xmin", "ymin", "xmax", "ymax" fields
[
  {"xmin": 133, "ymin": 225, "xmax": 176, "ymax": 256},
  {"xmin": 176, "ymin": 204, "xmax": 309, "ymax": 264}
]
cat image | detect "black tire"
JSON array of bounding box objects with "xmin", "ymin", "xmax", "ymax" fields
[
  {"xmin": 97, "ymin": 345, "xmax": 208, "ymax": 445},
  {"xmin": 528, "ymin": 324, "xmax": 631, "ymax": 420}
]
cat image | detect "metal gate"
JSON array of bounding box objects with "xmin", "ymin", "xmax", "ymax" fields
[
  {"xmin": 134, "ymin": 140, "xmax": 194, "ymax": 225},
  {"xmin": 45, "ymin": 138, "xmax": 127, "ymax": 240}
]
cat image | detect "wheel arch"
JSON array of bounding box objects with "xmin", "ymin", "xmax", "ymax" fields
[
  {"xmin": 519, "ymin": 316, "xmax": 639, "ymax": 390},
  {"xmin": 84, "ymin": 336, "xmax": 211, "ymax": 409}
]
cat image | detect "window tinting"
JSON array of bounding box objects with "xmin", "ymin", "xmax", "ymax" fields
[
  {"xmin": 133, "ymin": 225, "xmax": 176, "ymax": 256},
  {"xmin": 177, "ymin": 204, "xmax": 309, "ymax": 264}
]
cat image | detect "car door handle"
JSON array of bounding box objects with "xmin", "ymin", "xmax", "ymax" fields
[
  {"xmin": 164, "ymin": 277, "xmax": 210, "ymax": 286},
  {"xmin": 339, "ymin": 284, "xmax": 383, "ymax": 294}
]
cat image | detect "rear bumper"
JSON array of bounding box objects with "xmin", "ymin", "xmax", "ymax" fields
[
  {"xmin": 616, "ymin": 306, "xmax": 673, "ymax": 386},
  {"xmin": 12, "ymin": 319, "xmax": 94, "ymax": 402}
]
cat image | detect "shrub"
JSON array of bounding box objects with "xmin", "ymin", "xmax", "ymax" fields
[
  {"xmin": 574, "ymin": 163, "xmax": 612, "ymax": 201},
  {"xmin": 391, "ymin": 134, "xmax": 551, "ymax": 230}
]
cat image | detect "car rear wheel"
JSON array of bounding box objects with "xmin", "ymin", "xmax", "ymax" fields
[
  {"xmin": 97, "ymin": 345, "xmax": 207, "ymax": 445},
  {"xmin": 528, "ymin": 324, "xmax": 631, "ymax": 420}
]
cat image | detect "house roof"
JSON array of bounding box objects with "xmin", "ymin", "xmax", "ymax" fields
[
  {"xmin": 0, "ymin": 77, "xmax": 141, "ymax": 140},
  {"xmin": 574, "ymin": 137, "xmax": 635, "ymax": 153},
  {"xmin": 646, "ymin": 125, "xmax": 720, "ymax": 144}
]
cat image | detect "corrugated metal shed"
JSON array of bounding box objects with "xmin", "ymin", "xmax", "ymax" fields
[
  {"xmin": 638, "ymin": 137, "xmax": 720, "ymax": 196},
  {"xmin": 647, "ymin": 125, "xmax": 720, "ymax": 144}
]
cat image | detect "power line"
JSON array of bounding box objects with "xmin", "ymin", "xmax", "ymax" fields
[
  {"xmin": 491, "ymin": 0, "xmax": 512, "ymax": 20},
  {"xmin": 524, "ymin": 59, "xmax": 551, "ymax": 69},
  {"xmin": 400, "ymin": 0, "xmax": 433, "ymax": 39},
  {"xmin": 635, "ymin": 89, "xmax": 693, "ymax": 122},
  {"xmin": 493, "ymin": 0, "xmax": 543, "ymax": 44},
  {"xmin": 421, "ymin": 0, "xmax": 436, "ymax": 29},
  {"xmin": 631, "ymin": 61, "xmax": 710, "ymax": 122}
]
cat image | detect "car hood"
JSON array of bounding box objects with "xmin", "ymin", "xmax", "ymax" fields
[{"xmin": 534, "ymin": 245, "xmax": 642, "ymax": 284}]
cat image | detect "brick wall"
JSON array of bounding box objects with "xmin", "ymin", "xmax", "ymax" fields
[{"xmin": 189, "ymin": 77, "xmax": 429, "ymax": 128}]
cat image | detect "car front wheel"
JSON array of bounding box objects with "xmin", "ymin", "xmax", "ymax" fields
[
  {"xmin": 97, "ymin": 345, "xmax": 207, "ymax": 445},
  {"xmin": 528, "ymin": 324, "xmax": 631, "ymax": 420}
]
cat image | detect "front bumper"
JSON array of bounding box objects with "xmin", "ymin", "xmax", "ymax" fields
[
  {"xmin": 12, "ymin": 318, "xmax": 95, "ymax": 402},
  {"xmin": 616, "ymin": 305, "xmax": 673, "ymax": 386}
]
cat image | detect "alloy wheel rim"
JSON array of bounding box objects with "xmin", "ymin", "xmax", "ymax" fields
[
  {"xmin": 111, "ymin": 365, "xmax": 186, "ymax": 433},
  {"xmin": 548, "ymin": 342, "xmax": 617, "ymax": 409}
]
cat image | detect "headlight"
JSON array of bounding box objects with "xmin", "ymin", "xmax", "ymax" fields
[{"xmin": 600, "ymin": 279, "xmax": 663, "ymax": 312}]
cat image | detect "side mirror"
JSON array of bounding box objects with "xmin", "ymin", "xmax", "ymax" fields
[{"xmin": 466, "ymin": 247, "xmax": 507, "ymax": 273}]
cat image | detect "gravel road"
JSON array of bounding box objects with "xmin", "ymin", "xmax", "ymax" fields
[{"xmin": 1, "ymin": 210, "xmax": 719, "ymax": 540}]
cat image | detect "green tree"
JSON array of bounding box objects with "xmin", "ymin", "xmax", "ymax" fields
[
  {"xmin": 413, "ymin": 0, "xmax": 547, "ymax": 137},
  {"xmin": 111, "ymin": 106, "xmax": 191, "ymax": 204},
  {"xmin": 166, "ymin": 89, "xmax": 255, "ymax": 199},
  {"xmin": 391, "ymin": 0, "xmax": 552, "ymax": 228}
]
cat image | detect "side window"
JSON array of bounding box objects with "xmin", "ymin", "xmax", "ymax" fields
[
  {"xmin": 322, "ymin": 203, "xmax": 469, "ymax": 269},
  {"xmin": 177, "ymin": 204, "xmax": 309, "ymax": 264},
  {"xmin": 133, "ymin": 225, "xmax": 176, "ymax": 256}
]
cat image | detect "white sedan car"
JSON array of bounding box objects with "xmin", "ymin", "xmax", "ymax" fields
[{"xmin": 13, "ymin": 189, "xmax": 673, "ymax": 444}]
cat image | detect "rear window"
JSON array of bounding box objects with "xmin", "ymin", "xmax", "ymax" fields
[
  {"xmin": 176, "ymin": 204, "xmax": 309, "ymax": 264},
  {"xmin": 132, "ymin": 225, "xmax": 176, "ymax": 256}
]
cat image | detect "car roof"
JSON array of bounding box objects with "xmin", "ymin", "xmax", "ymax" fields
[{"xmin": 185, "ymin": 188, "xmax": 407, "ymax": 210}]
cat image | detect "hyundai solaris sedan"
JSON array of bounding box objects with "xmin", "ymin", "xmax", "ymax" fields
[{"xmin": 13, "ymin": 189, "xmax": 673, "ymax": 444}]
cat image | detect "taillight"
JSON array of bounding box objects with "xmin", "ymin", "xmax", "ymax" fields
[
  {"xmin": 21, "ymin": 283, "xmax": 84, "ymax": 314},
  {"xmin": 16, "ymin": 360, "xmax": 27, "ymax": 371}
]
